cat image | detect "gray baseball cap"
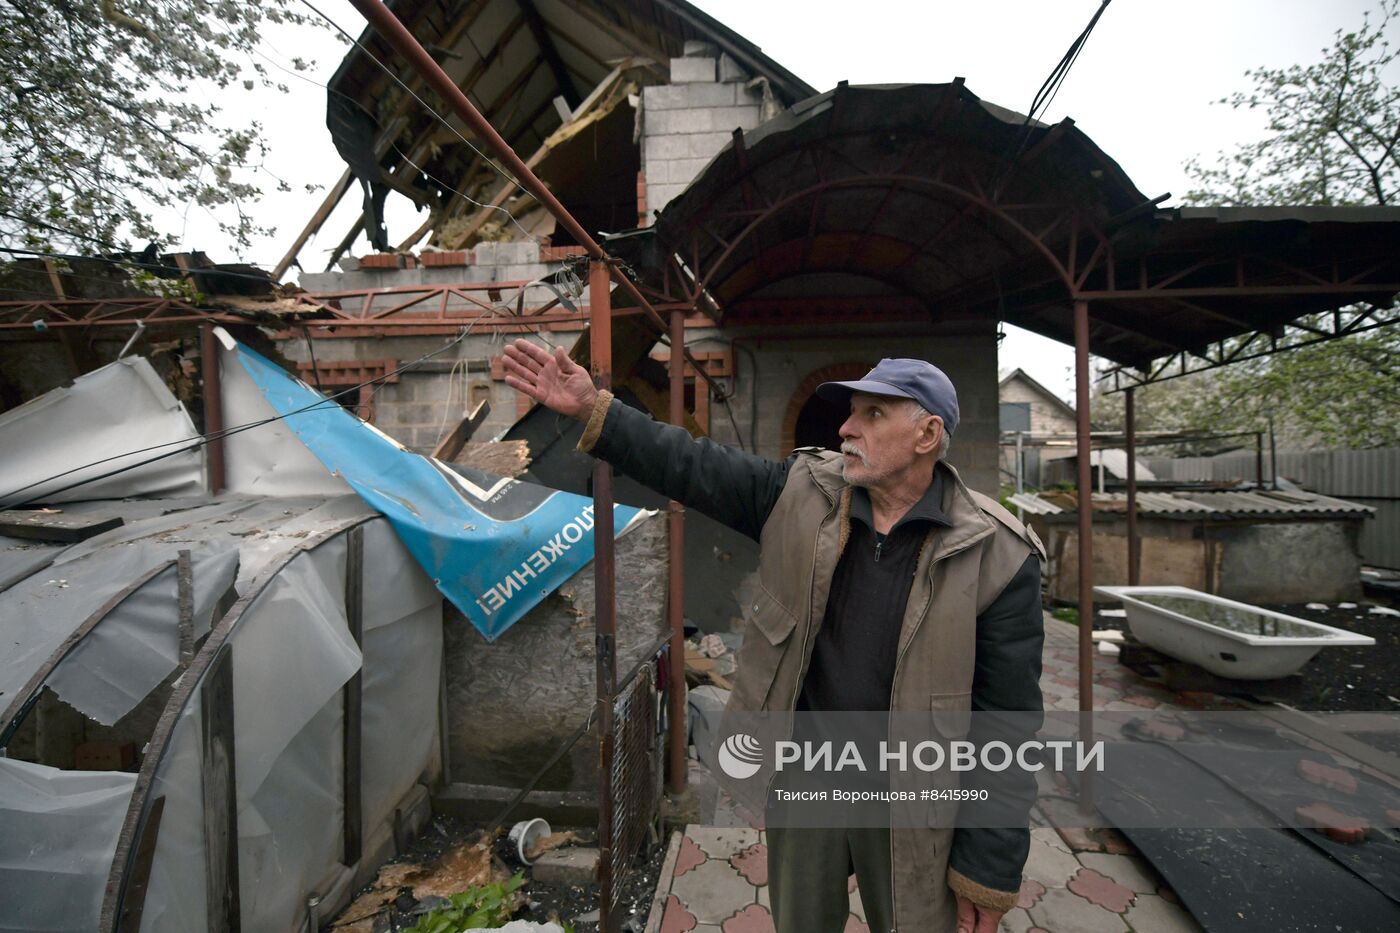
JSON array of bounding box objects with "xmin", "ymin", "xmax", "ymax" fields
[{"xmin": 815, "ymin": 358, "xmax": 959, "ymax": 436}]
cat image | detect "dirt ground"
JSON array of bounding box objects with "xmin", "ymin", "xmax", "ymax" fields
[
  {"xmin": 326, "ymin": 814, "xmax": 664, "ymax": 932},
  {"xmin": 1094, "ymin": 600, "xmax": 1400, "ymax": 713}
]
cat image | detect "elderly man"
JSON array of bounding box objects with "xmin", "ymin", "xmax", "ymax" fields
[{"xmin": 503, "ymin": 342, "xmax": 1044, "ymax": 933}]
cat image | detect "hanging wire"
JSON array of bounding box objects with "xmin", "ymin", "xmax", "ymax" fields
[{"xmin": 990, "ymin": 0, "xmax": 1112, "ymax": 201}]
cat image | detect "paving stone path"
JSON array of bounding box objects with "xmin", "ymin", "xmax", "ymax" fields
[{"xmin": 644, "ymin": 616, "xmax": 1210, "ymax": 932}]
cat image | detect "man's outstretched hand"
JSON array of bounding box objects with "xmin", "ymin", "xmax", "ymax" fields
[{"xmin": 502, "ymin": 339, "xmax": 599, "ymax": 420}]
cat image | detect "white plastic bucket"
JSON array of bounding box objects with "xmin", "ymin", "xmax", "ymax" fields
[{"xmin": 508, "ymin": 817, "xmax": 551, "ymax": 864}]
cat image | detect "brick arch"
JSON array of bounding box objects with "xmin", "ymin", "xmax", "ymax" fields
[{"xmin": 780, "ymin": 362, "xmax": 875, "ymax": 454}]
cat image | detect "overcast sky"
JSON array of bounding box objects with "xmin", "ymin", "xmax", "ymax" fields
[{"xmin": 164, "ymin": 0, "xmax": 1388, "ymax": 401}]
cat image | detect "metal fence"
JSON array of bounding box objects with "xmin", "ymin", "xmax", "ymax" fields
[
  {"xmin": 1144, "ymin": 446, "xmax": 1400, "ymax": 570},
  {"xmin": 607, "ymin": 652, "xmax": 662, "ymax": 920}
]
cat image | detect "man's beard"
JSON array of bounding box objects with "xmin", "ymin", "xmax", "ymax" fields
[{"xmin": 840, "ymin": 441, "xmax": 874, "ymax": 486}]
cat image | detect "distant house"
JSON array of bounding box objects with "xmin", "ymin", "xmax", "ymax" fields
[{"xmin": 999, "ymin": 369, "xmax": 1076, "ymax": 489}]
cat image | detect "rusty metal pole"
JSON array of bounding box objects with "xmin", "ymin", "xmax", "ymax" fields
[
  {"xmin": 1255, "ymin": 432, "xmax": 1265, "ymax": 487},
  {"xmin": 667, "ymin": 310, "xmax": 688, "ymax": 794},
  {"xmin": 589, "ymin": 260, "xmax": 618, "ymax": 933},
  {"xmin": 1074, "ymin": 299, "xmax": 1095, "ymax": 812},
  {"xmin": 343, "ymin": 0, "xmax": 722, "ymax": 401},
  {"xmin": 200, "ymin": 324, "xmax": 226, "ymax": 494},
  {"xmin": 1125, "ymin": 387, "xmax": 1139, "ymax": 586}
]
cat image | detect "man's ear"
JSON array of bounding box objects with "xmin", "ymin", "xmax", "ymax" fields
[{"xmin": 915, "ymin": 415, "xmax": 943, "ymax": 455}]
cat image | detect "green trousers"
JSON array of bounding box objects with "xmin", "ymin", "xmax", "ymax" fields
[{"xmin": 766, "ymin": 825, "xmax": 895, "ymax": 933}]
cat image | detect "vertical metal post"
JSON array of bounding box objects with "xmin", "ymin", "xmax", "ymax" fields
[
  {"xmin": 589, "ymin": 260, "xmax": 618, "ymax": 933},
  {"xmin": 1073, "ymin": 299, "xmax": 1095, "ymax": 812},
  {"xmin": 1125, "ymin": 388, "xmax": 1139, "ymax": 586},
  {"xmin": 200, "ymin": 324, "xmax": 226, "ymax": 494},
  {"xmin": 667, "ymin": 309, "xmax": 688, "ymax": 794},
  {"xmin": 1267, "ymin": 415, "xmax": 1278, "ymax": 489},
  {"xmin": 1255, "ymin": 432, "xmax": 1264, "ymax": 487},
  {"xmin": 1014, "ymin": 431, "xmax": 1025, "ymax": 520},
  {"xmin": 343, "ymin": 526, "xmax": 365, "ymax": 867}
]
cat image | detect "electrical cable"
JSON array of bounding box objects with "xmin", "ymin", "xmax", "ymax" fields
[
  {"xmin": 990, "ymin": 0, "xmax": 1112, "ymax": 200},
  {"xmin": 0, "ymin": 324, "xmax": 482, "ymax": 507}
]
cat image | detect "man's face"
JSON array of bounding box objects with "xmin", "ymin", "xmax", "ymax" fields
[{"xmin": 837, "ymin": 392, "xmax": 941, "ymax": 488}]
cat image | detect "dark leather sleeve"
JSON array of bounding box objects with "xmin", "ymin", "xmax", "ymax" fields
[
  {"xmin": 949, "ymin": 553, "xmax": 1045, "ymax": 900},
  {"xmin": 589, "ymin": 398, "xmax": 793, "ymax": 541}
]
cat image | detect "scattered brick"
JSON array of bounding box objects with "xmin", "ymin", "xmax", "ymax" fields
[
  {"xmin": 1141, "ymin": 720, "xmax": 1185, "ymax": 741},
  {"xmin": 661, "ymin": 894, "xmax": 698, "ymax": 933},
  {"xmin": 1296, "ymin": 803, "xmax": 1369, "ymax": 844},
  {"xmin": 1297, "ymin": 759, "xmax": 1358, "ymax": 794},
  {"xmin": 419, "ymin": 250, "xmax": 469, "ymax": 268},
  {"xmin": 675, "ymin": 834, "xmax": 708, "ymax": 876},
  {"xmin": 730, "ymin": 843, "xmax": 768, "ymax": 886},
  {"xmin": 1068, "ymin": 867, "xmax": 1135, "ymax": 913},
  {"xmin": 721, "ymin": 903, "xmax": 775, "ymax": 933}
]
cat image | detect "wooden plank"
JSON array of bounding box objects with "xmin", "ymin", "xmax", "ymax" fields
[
  {"xmin": 201, "ymin": 650, "xmax": 240, "ymax": 933},
  {"xmin": 343, "ymin": 525, "xmax": 364, "ymax": 866},
  {"xmin": 0, "ymin": 509, "xmax": 123, "ymax": 543},
  {"xmin": 431, "ymin": 399, "xmax": 491, "ymax": 461},
  {"xmin": 113, "ymin": 796, "xmax": 166, "ymax": 932},
  {"xmin": 177, "ymin": 550, "xmax": 194, "ymax": 666}
]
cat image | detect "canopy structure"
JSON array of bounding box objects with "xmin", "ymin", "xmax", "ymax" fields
[{"xmin": 650, "ymin": 82, "xmax": 1400, "ymax": 383}]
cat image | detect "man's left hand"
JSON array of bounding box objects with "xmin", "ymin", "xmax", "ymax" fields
[{"xmin": 955, "ymin": 894, "xmax": 1004, "ymax": 933}]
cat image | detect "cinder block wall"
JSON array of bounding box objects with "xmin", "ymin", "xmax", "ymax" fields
[
  {"xmin": 642, "ymin": 43, "xmax": 769, "ymax": 217},
  {"xmin": 686, "ymin": 325, "xmax": 1003, "ymax": 496}
]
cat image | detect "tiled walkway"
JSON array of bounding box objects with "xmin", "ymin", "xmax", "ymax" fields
[{"xmin": 644, "ymin": 616, "xmax": 1208, "ymax": 933}]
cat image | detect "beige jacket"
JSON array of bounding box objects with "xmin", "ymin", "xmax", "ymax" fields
[{"xmin": 727, "ymin": 449, "xmax": 1044, "ymax": 929}]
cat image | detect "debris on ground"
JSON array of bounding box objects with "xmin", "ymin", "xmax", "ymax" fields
[{"xmin": 525, "ymin": 830, "xmax": 588, "ymax": 862}]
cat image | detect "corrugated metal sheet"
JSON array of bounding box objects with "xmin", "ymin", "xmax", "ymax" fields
[
  {"xmin": 1143, "ymin": 447, "xmax": 1398, "ymax": 568},
  {"xmin": 1011, "ymin": 489, "xmax": 1373, "ymax": 519}
]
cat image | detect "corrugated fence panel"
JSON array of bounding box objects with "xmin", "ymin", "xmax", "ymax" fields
[{"xmin": 1143, "ymin": 447, "xmax": 1400, "ymax": 569}]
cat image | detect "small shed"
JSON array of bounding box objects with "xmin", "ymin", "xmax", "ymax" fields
[{"xmin": 1014, "ymin": 488, "xmax": 1375, "ymax": 604}]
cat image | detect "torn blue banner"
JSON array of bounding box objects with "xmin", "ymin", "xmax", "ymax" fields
[{"xmin": 228, "ymin": 338, "xmax": 646, "ymax": 641}]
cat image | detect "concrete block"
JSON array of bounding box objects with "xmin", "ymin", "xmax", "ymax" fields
[
  {"xmin": 498, "ymin": 263, "xmax": 549, "ymax": 284},
  {"xmin": 495, "ymin": 241, "xmax": 539, "ymax": 265},
  {"xmin": 653, "ymin": 157, "xmax": 711, "ymax": 187},
  {"xmin": 710, "ymin": 105, "xmax": 762, "ymax": 133},
  {"xmin": 531, "ymin": 846, "xmax": 599, "ymax": 886},
  {"xmin": 683, "ymin": 40, "xmax": 719, "ymax": 58},
  {"xmin": 643, "ymin": 133, "xmax": 691, "ymax": 162},
  {"xmin": 718, "ymin": 53, "xmax": 747, "ymax": 83},
  {"xmin": 297, "ymin": 271, "xmax": 342, "ymax": 291},
  {"xmin": 646, "ymin": 108, "xmax": 716, "ymax": 136},
  {"xmin": 675, "ymin": 83, "xmax": 743, "ymax": 109},
  {"xmin": 688, "ymin": 131, "xmax": 736, "ymax": 159},
  {"xmin": 669, "ymin": 56, "xmax": 716, "ymax": 84},
  {"xmin": 472, "ymin": 241, "xmax": 499, "ymax": 266},
  {"xmin": 647, "ymin": 183, "xmax": 689, "ymax": 213}
]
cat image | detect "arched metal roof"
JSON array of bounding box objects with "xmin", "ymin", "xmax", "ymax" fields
[{"xmin": 652, "ymin": 82, "xmax": 1400, "ymax": 372}]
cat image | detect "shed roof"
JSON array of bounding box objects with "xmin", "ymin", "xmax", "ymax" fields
[
  {"xmin": 1011, "ymin": 489, "xmax": 1374, "ymax": 520},
  {"xmin": 651, "ymin": 82, "xmax": 1400, "ymax": 368}
]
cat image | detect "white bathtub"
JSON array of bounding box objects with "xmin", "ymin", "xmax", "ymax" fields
[{"xmin": 1093, "ymin": 585, "xmax": 1374, "ymax": 680}]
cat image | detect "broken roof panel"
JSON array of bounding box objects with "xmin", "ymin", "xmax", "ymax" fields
[
  {"xmin": 221, "ymin": 330, "xmax": 649, "ymax": 640},
  {"xmin": 0, "ymin": 357, "xmax": 204, "ymax": 507}
]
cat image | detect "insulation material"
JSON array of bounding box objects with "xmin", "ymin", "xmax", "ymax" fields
[
  {"xmin": 239, "ymin": 697, "xmax": 345, "ymax": 931},
  {"xmin": 215, "ymin": 328, "xmax": 351, "ymax": 498},
  {"xmin": 361, "ymin": 604, "xmax": 441, "ymax": 832},
  {"xmin": 0, "ymin": 759, "xmax": 136, "ymax": 932},
  {"xmin": 47, "ymin": 548, "xmax": 239, "ymax": 726},
  {"xmin": 0, "ymin": 498, "xmax": 310, "ymax": 716},
  {"xmin": 138, "ymin": 701, "xmax": 209, "ymax": 933},
  {"xmin": 220, "ymin": 330, "xmax": 648, "ymax": 640},
  {"xmin": 231, "ymin": 536, "xmax": 359, "ymax": 799},
  {"xmin": 0, "ymin": 356, "xmax": 203, "ymax": 506}
]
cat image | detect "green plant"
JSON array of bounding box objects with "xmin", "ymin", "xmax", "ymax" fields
[
  {"xmin": 401, "ymin": 873, "xmax": 528, "ymax": 932},
  {"xmin": 1051, "ymin": 607, "xmax": 1079, "ymax": 626}
]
